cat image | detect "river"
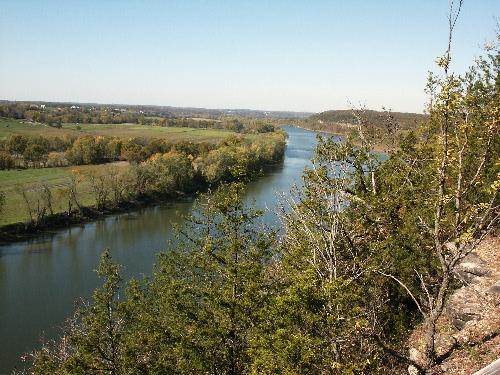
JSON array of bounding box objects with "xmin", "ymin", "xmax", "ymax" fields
[{"xmin": 0, "ymin": 126, "xmax": 336, "ymax": 372}]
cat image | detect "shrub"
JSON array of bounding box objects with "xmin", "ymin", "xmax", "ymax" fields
[
  {"xmin": 66, "ymin": 136, "xmax": 107, "ymax": 165},
  {"xmin": 142, "ymin": 151, "xmax": 195, "ymax": 194},
  {"xmin": 47, "ymin": 152, "xmax": 69, "ymax": 167},
  {"xmin": 23, "ymin": 143, "xmax": 48, "ymax": 167},
  {"xmin": 0, "ymin": 151, "xmax": 15, "ymax": 169}
]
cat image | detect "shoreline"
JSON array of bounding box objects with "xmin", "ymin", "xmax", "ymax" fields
[
  {"xmin": 0, "ymin": 195, "xmax": 189, "ymax": 246},
  {"xmin": 0, "ymin": 162, "xmax": 284, "ymax": 246}
]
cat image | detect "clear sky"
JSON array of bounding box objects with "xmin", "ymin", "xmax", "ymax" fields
[{"xmin": 0, "ymin": 1, "xmax": 498, "ymax": 113}]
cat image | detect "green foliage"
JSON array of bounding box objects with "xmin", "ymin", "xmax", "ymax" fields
[
  {"xmin": 196, "ymin": 132, "xmax": 286, "ymax": 185},
  {"xmin": 28, "ymin": 250, "xmax": 130, "ymax": 374},
  {"xmin": 141, "ymin": 151, "xmax": 195, "ymax": 194},
  {"xmin": 22, "ymin": 20, "xmax": 498, "ymax": 375},
  {"xmin": 66, "ymin": 136, "xmax": 109, "ymax": 165},
  {"xmin": 137, "ymin": 183, "xmax": 275, "ymax": 373},
  {"xmin": 0, "ymin": 131, "xmax": 285, "ymax": 226},
  {"xmin": 27, "ymin": 184, "xmax": 275, "ymax": 373},
  {"xmin": 23, "ymin": 142, "xmax": 48, "ymax": 167},
  {"xmin": 8, "ymin": 134, "xmax": 28, "ymax": 155},
  {"xmin": 0, "ymin": 125, "xmax": 284, "ymax": 170}
]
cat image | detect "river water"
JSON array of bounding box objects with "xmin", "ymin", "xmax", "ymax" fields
[{"xmin": 0, "ymin": 126, "xmax": 335, "ymax": 372}]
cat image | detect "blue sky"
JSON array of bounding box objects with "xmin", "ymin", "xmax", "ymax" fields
[{"xmin": 0, "ymin": 1, "xmax": 498, "ymax": 113}]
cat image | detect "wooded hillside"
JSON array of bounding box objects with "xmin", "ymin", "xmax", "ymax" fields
[{"xmin": 309, "ymin": 109, "xmax": 427, "ymax": 129}]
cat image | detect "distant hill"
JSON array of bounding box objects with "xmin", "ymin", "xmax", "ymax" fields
[
  {"xmin": 309, "ymin": 109, "xmax": 427, "ymax": 130},
  {"xmin": 0, "ymin": 100, "xmax": 312, "ymax": 120}
]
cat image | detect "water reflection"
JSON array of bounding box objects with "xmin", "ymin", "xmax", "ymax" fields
[{"xmin": 0, "ymin": 126, "xmax": 329, "ymax": 371}]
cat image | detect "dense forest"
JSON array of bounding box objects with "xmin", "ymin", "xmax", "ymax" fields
[{"xmin": 19, "ymin": 10, "xmax": 499, "ymax": 375}]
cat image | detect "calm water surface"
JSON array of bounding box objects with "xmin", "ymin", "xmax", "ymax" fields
[{"xmin": 0, "ymin": 126, "xmax": 335, "ymax": 372}]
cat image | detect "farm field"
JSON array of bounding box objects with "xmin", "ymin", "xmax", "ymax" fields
[
  {"xmin": 0, "ymin": 118, "xmax": 241, "ymax": 143},
  {"xmin": 0, "ymin": 162, "xmax": 129, "ymax": 226}
]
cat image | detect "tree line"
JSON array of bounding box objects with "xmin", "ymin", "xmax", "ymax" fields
[
  {"xmin": 0, "ymin": 103, "xmax": 141, "ymax": 126},
  {"xmin": 8, "ymin": 132, "xmax": 286, "ymax": 228},
  {"xmin": 151, "ymin": 117, "xmax": 276, "ymax": 134},
  {"xmin": 0, "ymin": 103, "xmax": 277, "ymax": 134},
  {"xmin": 20, "ymin": 14, "xmax": 499, "ymax": 375},
  {"xmin": 0, "ymin": 132, "xmax": 276, "ymax": 170}
]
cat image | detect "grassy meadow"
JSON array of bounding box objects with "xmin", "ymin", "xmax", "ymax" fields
[
  {"xmin": 0, "ymin": 117, "xmax": 240, "ymax": 143},
  {"xmin": 0, "ymin": 162, "xmax": 129, "ymax": 225}
]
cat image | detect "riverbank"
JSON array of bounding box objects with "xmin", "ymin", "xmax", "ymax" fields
[
  {"xmin": 0, "ymin": 129, "xmax": 287, "ymax": 243},
  {"xmin": 0, "ymin": 160, "xmax": 285, "ymax": 245},
  {"xmin": 0, "ymin": 193, "xmax": 186, "ymax": 245},
  {"xmin": 0, "ymin": 162, "xmax": 130, "ymax": 225}
]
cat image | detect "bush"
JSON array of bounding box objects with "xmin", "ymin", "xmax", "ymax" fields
[
  {"xmin": 121, "ymin": 141, "xmax": 146, "ymax": 164},
  {"xmin": 46, "ymin": 152, "xmax": 69, "ymax": 167},
  {"xmin": 23, "ymin": 143, "xmax": 48, "ymax": 167},
  {"xmin": 0, "ymin": 191, "xmax": 5, "ymax": 214},
  {"xmin": 7, "ymin": 134, "xmax": 28, "ymax": 156},
  {"xmin": 141, "ymin": 151, "xmax": 195, "ymax": 195},
  {"xmin": 66, "ymin": 136, "xmax": 108, "ymax": 165},
  {"xmin": 0, "ymin": 151, "xmax": 15, "ymax": 169}
]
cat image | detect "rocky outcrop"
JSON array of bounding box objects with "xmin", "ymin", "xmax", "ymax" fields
[{"xmin": 408, "ymin": 236, "xmax": 500, "ymax": 374}]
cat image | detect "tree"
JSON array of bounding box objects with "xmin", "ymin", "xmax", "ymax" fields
[
  {"xmin": 64, "ymin": 172, "xmax": 83, "ymax": 214},
  {"xmin": 17, "ymin": 185, "xmax": 50, "ymax": 225},
  {"xmin": 120, "ymin": 140, "xmax": 146, "ymax": 164},
  {"xmin": 392, "ymin": 5, "xmax": 499, "ymax": 370},
  {"xmin": 27, "ymin": 250, "xmax": 130, "ymax": 374},
  {"xmin": 129, "ymin": 183, "xmax": 275, "ymax": 373},
  {"xmin": 253, "ymin": 6, "xmax": 498, "ymax": 373},
  {"xmin": 23, "ymin": 143, "xmax": 47, "ymax": 168},
  {"xmin": 0, "ymin": 191, "xmax": 5, "ymax": 216},
  {"xmin": 143, "ymin": 151, "xmax": 196, "ymax": 195},
  {"xmin": 252, "ymin": 136, "xmax": 387, "ymax": 374},
  {"xmin": 87, "ymin": 170, "xmax": 111, "ymax": 210},
  {"xmin": 8, "ymin": 134, "xmax": 28, "ymax": 156},
  {"xmin": 66, "ymin": 136, "xmax": 107, "ymax": 165},
  {"xmin": 26, "ymin": 183, "xmax": 275, "ymax": 374}
]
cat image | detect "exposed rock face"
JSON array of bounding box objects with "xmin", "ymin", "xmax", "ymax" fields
[{"xmin": 408, "ymin": 236, "xmax": 500, "ymax": 374}]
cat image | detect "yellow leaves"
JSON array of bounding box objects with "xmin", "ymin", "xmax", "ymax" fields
[
  {"xmin": 490, "ymin": 179, "xmax": 500, "ymax": 192},
  {"xmin": 483, "ymin": 42, "xmax": 495, "ymax": 51},
  {"xmin": 435, "ymin": 56, "xmax": 449, "ymax": 69},
  {"xmin": 148, "ymin": 153, "xmax": 162, "ymax": 162},
  {"xmin": 458, "ymin": 230, "xmax": 473, "ymax": 244}
]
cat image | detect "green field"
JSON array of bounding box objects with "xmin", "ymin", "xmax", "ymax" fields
[
  {"xmin": 0, "ymin": 118, "xmax": 239, "ymax": 143},
  {"xmin": 0, "ymin": 162, "xmax": 129, "ymax": 225}
]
